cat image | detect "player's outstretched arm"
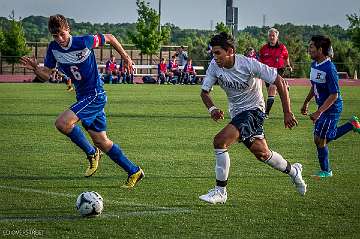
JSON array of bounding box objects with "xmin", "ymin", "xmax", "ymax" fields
[
  {"xmin": 103, "ymin": 34, "xmax": 134, "ymax": 72},
  {"xmin": 201, "ymin": 90, "xmax": 224, "ymax": 122},
  {"xmin": 273, "ymin": 74, "xmax": 298, "ymax": 129},
  {"xmin": 20, "ymin": 56, "xmax": 52, "ymax": 82}
]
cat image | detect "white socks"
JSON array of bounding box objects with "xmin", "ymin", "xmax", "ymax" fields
[
  {"xmin": 215, "ymin": 149, "xmax": 230, "ymax": 188},
  {"xmin": 264, "ymin": 150, "xmax": 297, "ymax": 177}
]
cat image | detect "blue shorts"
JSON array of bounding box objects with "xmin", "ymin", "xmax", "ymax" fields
[
  {"xmin": 70, "ymin": 91, "xmax": 107, "ymax": 132},
  {"xmin": 230, "ymin": 109, "xmax": 266, "ymax": 148},
  {"xmin": 314, "ymin": 113, "xmax": 340, "ymax": 140}
]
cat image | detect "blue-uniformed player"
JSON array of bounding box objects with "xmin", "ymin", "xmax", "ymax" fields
[
  {"xmin": 20, "ymin": 14, "xmax": 144, "ymax": 188},
  {"xmin": 301, "ymin": 35, "xmax": 360, "ymax": 178}
]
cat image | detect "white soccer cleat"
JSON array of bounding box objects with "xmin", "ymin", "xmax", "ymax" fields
[
  {"xmin": 199, "ymin": 188, "xmax": 227, "ymax": 204},
  {"xmin": 291, "ymin": 163, "xmax": 307, "ymax": 196}
]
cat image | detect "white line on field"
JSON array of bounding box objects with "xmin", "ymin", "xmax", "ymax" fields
[{"xmin": 0, "ymin": 185, "xmax": 191, "ymax": 222}]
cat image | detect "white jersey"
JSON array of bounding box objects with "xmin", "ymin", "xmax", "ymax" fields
[{"xmin": 202, "ymin": 55, "xmax": 277, "ymax": 119}]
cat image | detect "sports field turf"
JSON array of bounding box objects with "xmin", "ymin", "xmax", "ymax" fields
[{"xmin": 0, "ymin": 83, "xmax": 359, "ymax": 238}]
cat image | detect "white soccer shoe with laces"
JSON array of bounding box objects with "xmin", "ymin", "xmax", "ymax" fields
[
  {"xmin": 291, "ymin": 163, "xmax": 307, "ymax": 196},
  {"xmin": 199, "ymin": 188, "xmax": 227, "ymax": 204}
]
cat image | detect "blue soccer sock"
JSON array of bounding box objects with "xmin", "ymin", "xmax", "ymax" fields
[
  {"xmin": 67, "ymin": 125, "xmax": 96, "ymax": 156},
  {"xmin": 106, "ymin": 144, "xmax": 139, "ymax": 175},
  {"xmin": 317, "ymin": 145, "xmax": 330, "ymax": 172}
]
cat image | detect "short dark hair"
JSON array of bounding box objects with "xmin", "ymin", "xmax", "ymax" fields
[
  {"xmin": 310, "ymin": 35, "xmax": 332, "ymax": 56},
  {"xmin": 209, "ymin": 32, "xmax": 235, "ymax": 51},
  {"xmin": 48, "ymin": 14, "xmax": 70, "ymax": 34}
]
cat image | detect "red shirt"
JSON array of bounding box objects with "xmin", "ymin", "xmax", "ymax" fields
[
  {"xmin": 106, "ymin": 60, "xmax": 117, "ymax": 71},
  {"xmin": 159, "ymin": 63, "xmax": 167, "ymax": 73},
  {"xmin": 185, "ymin": 63, "xmax": 195, "ymax": 73},
  {"xmin": 169, "ymin": 61, "xmax": 178, "ymax": 71},
  {"xmin": 259, "ymin": 42, "xmax": 288, "ymax": 69}
]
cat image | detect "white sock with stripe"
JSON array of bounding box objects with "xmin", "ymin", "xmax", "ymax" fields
[
  {"xmin": 215, "ymin": 149, "xmax": 230, "ymax": 193},
  {"xmin": 264, "ymin": 150, "xmax": 297, "ymax": 177}
]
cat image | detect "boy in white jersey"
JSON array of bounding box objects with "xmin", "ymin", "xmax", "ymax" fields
[{"xmin": 199, "ymin": 32, "xmax": 306, "ymax": 204}]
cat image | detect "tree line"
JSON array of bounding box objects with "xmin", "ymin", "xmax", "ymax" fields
[{"xmin": 0, "ymin": 2, "xmax": 359, "ymax": 78}]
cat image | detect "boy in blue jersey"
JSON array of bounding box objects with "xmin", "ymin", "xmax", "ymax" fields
[
  {"xmin": 20, "ymin": 14, "xmax": 144, "ymax": 188},
  {"xmin": 301, "ymin": 35, "xmax": 360, "ymax": 178}
]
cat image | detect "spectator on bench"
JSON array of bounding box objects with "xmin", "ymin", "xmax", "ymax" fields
[
  {"xmin": 168, "ymin": 55, "xmax": 181, "ymax": 84},
  {"xmin": 158, "ymin": 57, "xmax": 168, "ymax": 84},
  {"xmin": 105, "ymin": 55, "xmax": 121, "ymax": 84},
  {"xmin": 120, "ymin": 59, "xmax": 134, "ymax": 84},
  {"xmin": 183, "ymin": 58, "xmax": 198, "ymax": 85}
]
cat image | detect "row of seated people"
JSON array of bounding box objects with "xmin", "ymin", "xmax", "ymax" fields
[
  {"xmin": 102, "ymin": 55, "xmax": 134, "ymax": 84},
  {"xmin": 158, "ymin": 56, "xmax": 199, "ymax": 85},
  {"xmin": 102, "ymin": 55, "xmax": 199, "ymax": 85}
]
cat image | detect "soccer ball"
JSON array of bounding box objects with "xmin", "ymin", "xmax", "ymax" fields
[{"xmin": 76, "ymin": 191, "xmax": 104, "ymax": 217}]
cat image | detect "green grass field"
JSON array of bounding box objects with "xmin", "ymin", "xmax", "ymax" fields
[{"xmin": 0, "ymin": 83, "xmax": 359, "ymax": 238}]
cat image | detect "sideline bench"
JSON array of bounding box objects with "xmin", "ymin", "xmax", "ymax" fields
[
  {"xmin": 38, "ymin": 63, "xmax": 205, "ymax": 82},
  {"xmin": 98, "ymin": 64, "xmax": 204, "ymax": 77}
]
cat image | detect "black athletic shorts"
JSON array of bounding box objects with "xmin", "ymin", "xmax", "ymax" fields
[{"xmin": 230, "ymin": 109, "xmax": 266, "ymax": 148}]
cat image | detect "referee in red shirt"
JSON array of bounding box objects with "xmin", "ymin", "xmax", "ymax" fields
[{"xmin": 259, "ymin": 28, "xmax": 292, "ymax": 118}]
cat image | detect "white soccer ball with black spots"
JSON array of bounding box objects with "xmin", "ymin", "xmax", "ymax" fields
[{"xmin": 76, "ymin": 191, "xmax": 103, "ymax": 217}]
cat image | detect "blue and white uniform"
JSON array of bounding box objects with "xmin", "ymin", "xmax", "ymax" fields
[
  {"xmin": 44, "ymin": 34, "xmax": 107, "ymax": 132},
  {"xmin": 310, "ymin": 58, "xmax": 343, "ymax": 139}
]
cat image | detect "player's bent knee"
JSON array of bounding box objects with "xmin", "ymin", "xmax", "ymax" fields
[
  {"xmin": 54, "ymin": 118, "xmax": 70, "ymax": 133},
  {"xmin": 213, "ymin": 135, "xmax": 227, "ymax": 149},
  {"xmin": 250, "ymin": 145, "xmax": 270, "ymax": 161},
  {"xmin": 254, "ymin": 151, "xmax": 269, "ymax": 161}
]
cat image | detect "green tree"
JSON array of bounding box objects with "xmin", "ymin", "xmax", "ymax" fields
[
  {"xmin": 347, "ymin": 11, "xmax": 360, "ymax": 50},
  {"xmin": 332, "ymin": 38, "xmax": 360, "ymax": 78},
  {"xmin": 283, "ymin": 35, "xmax": 311, "ymax": 78},
  {"xmin": 188, "ymin": 35, "xmax": 209, "ymax": 71},
  {"xmin": 129, "ymin": 0, "xmax": 170, "ymax": 56},
  {"xmin": 215, "ymin": 22, "xmax": 231, "ymax": 34},
  {"xmin": 236, "ymin": 32, "xmax": 264, "ymax": 55},
  {"xmin": 0, "ymin": 29, "xmax": 4, "ymax": 53},
  {"xmin": 2, "ymin": 17, "xmax": 30, "ymax": 64}
]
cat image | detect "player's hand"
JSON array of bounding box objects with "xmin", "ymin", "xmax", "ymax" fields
[
  {"xmin": 300, "ymin": 103, "xmax": 309, "ymax": 115},
  {"xmin": 284, "ymin": 112, "xmax": 298, "ymax": 129},
  {"xmin": 123, "ymin": 56, "xmax": 134, "ymax": 73},
  {"xmin": 211, "ymin": 109, "xmax": 224, "ymax": 122},
  {"xmin": 19, "ymin": 56, "xmax": 38, "ymax": 71},
  {"xmin": 310, "ymin": 110, "xmax": 322, "ymax": 123}
]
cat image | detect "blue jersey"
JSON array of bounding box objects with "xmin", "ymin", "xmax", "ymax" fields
[
  {"xmin": 310, "ymin": 59, "xmax": 342, "ymax": 114},
  {"xmin": 44, "ymin": 34, "xmax": 105, "ymax": 98}
]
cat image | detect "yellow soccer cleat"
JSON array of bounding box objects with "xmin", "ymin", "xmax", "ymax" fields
[
  {"xmin": 84, "ymin": 148, "xmax": 102, "ymax": 177},
  {"xmin": 122, "ymin": 168, "xmax": 144, "ymax": 189}
]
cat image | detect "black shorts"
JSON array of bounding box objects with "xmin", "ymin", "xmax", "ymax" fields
[
  {"xmin": 265, "ymin": 68, "xmax": 285, "ymax": 87},
  {"xmin": 230, "ymin": 109, "xmax": 266, "ymax": 148}
]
